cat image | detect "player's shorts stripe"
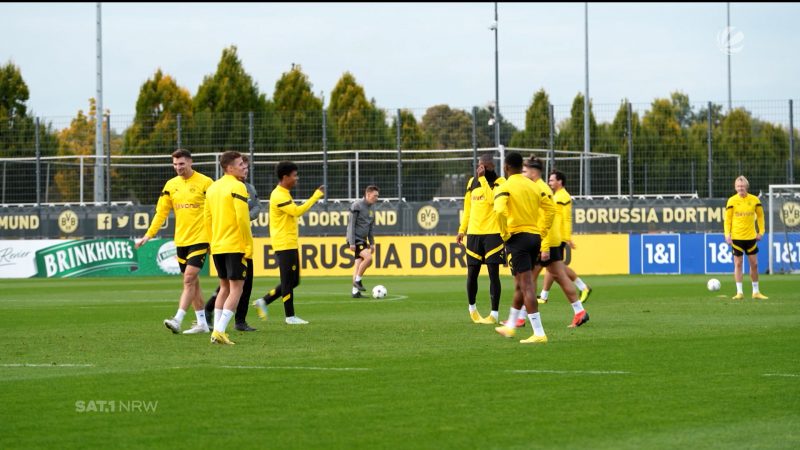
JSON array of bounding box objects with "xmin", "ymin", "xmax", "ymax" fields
[
  {"xmin": 730, "ymin": 242, "xmax": 744, "ymax": 253},
  {"xmin": 282, "ymin": 294, "xmax": 292, "ymax": 302},
  {"xmin": 485, "ymin": 243, "xmax": 504, "ymax": 258},
  {"xmin": 187, "ymin": 248, "xmax": 208, "ymax": 260},
  {"xmin": 177, "ymin": 256, "xmax": 186, "ymax": 264},
  {"xmin": 747, "ymin": 243, "xmax": 758, "ymax": 252},
  {"xmin": 278, "ymin": 200, "xmax": 293, "ymax": 207},
  {"xmin": 465, "ymin": 247, "xmax": 482, "ymax": 260}
]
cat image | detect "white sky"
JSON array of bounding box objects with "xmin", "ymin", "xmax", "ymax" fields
[{"xmin": 1, "ymin": 2, "xmax": 799, "ymax": 126}]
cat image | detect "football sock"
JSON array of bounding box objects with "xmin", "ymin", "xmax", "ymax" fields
[
  {"xmin": 736, "ymin": 282, "xmax": 743, "ymax": 294},
  {"xmin": 466, "ymin": 265, "xmax": 480, "ymax": 305},
  {"xmin": 490, "ymin": 310, "xmax": 499, "ymax": 320},
  {"xmin": 571, "ymin": 301, "xmax": 585, "ymax": 314},
  {"xmin": 174, "ymin": 308, "xmax": 186, "ymax": 325},
  {"xmin": 352, "ymin": 287, "xmax": 359, "ymax": 295},
  {"xmin": 355, "ymin": 275, "xmax": 362, "ymax": 282},
  {"xmin": 214, "ymin": 308, "xmax": 222, "ymax": 330},
  {"xmin": 216, "ymin": 309, "xmax": 234, "ymax": 333},
  {"xmin": 575, "ymin": 278, "xmax": 588, "ymax": 291},
  {"xmin": 468, "ymin": 304, "xmax": 477, "ymax": 313},
  {"xmin": 540, "ymin": 290, "xmax": 550, "ymax": 300},
  {"xmin": 528, "ymin": 313, "xmax": 545, "ymax": 336},
  {"xmin": 752, "ymin": 281, "xmax": 759, "ymax": 293},
  {"xmin": 195, "ymin": 310, "xmax": 207, "ymax": 326},
  {"xmin": 487, "ymin": 264, "xmax": 501, "ymax": 311},
  {"xmin": 506, "ymin": 307, "xmax": 521, "ymax": 329}
]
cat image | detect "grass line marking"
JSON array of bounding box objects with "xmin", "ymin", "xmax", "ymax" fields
[
  {"xmin": 508, "ymin": 369, "xmax": 631, "ymax": 375},
  {"xmin": 221, "ymin": 365, "xmax": 370, "ymax": 372},
  {"xmin": 762, "ymin": 373, "xmax": 799, "ymax": 378},
  {"xmin": 1, "ymin": 363, "xmax": 95, "ymax": 368}
]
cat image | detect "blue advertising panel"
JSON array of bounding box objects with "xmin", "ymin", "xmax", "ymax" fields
[{"xmin": 640, "ymin": 234, "xmax": 681, "ymax": 274}]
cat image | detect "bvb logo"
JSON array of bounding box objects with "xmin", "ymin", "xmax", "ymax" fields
[
  {"xmin": 58, "ymin": 210, "xmax": 79, "ymax": 234},
  {"xmin": 417, "ymin": 205, "xmax": 439, "ymax": 230},
  {"xmin": 781, "ymin": 202, "xmax": 800, "ymax": 227}
]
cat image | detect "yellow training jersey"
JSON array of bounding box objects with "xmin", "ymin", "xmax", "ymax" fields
[
  {"xmin": 535, "ymin": 179, "xmax": 561, "ymax": 249},
  {"xmin": 269, "ymin": 185, "xmax": 324, "ymax": 251},
  {"xmin": 146, "ymin": 171, "xmax": 213, "ymax": 246},
  {"xmin": 553, "ymin": 188, "xmax": 573, "ymax": 243},
  {"xmin": 724, "ymin": 193, "xmax": 765, "ymax": 240},
  {"xmin": 204, "ymin": 174, "xmax": 253, "ymax": 258},
  {"xmin": 493, "ymin": 173, "xmax": 555, "ymax": 250},
  {"xmin": 458, "ymin": 175, "xmax": 506, "ymax": 235}
]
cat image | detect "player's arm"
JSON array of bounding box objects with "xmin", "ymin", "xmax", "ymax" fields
[
  {"xmin": 538, "ymin": 191, "xmax": 556, "ymax": 253},
  {"xmin": 457, "ymin": 177, "xmax": 473, "ymax": 244},
  {"xmin": 346, "ymin": 203, "xmax": 358, "ymax": 248},
  {"xmin": 246, "ymin": 183, "xmax": 262, "ymax": 221},
  {"xmin": 562, "ymin": 198, "xmax": 573, "ymax": 244},
  {"xmin": 233, "ymin": 186, "xmax": 253, "ymax": 258},
  {"xmin": 367, "ymin": 209, "xmax": 375, "ymax": 249},
  {"xmin": 137, "ymin": 185, "xmax": 172, "ymax": 248},
  {"xmin": 203, "ymin": 193, "xmax": 212, "ymax": 246},
  {"xmin": 278, "ymin": 187, "xmax": 325, "ymax": 217},
  {"xmin": 724, "ymin": 198, "xmax": 734, "ymax": 244},
  {"xmin": 755, "ymin": 202, "xmax": 765, "ymax": 240},
  {"xmin": 493, "ymin": 188, "xmax": 509, "ymax": 241}
]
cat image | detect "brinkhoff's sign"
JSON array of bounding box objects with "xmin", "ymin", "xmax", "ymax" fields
[{"xmin": 0, "ymin": 197, "xmax": 767, "ymax": 238}]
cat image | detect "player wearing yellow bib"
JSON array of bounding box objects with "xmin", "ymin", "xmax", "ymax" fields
[
  {"xmin": 724, "ymin": 175, "xmax": 767, "ymax": 300},
  {"xmin": 522, "ymin": 160, "xmax": 588, "ymax": 329},
  {"xmin": 253, "ymin": 161, "xmax": 325, "ymax": 325},
  {"xmin": 538, "ymin": 170, "xmax": 592, "ymax": 304},
  {"xmin": 135, "ymin": 149, "xmax": 213, "ymax": 335},
  {"xmin": 492, "ymin": 152, "xmax": 555, "ymax": 344},
  {"xmin": 204, "ymin": 151, "xmax": 253, "ymax": 345},
  {"xmin": 456, "ymin": 153, "xmax": 506, "ymax": 324}
]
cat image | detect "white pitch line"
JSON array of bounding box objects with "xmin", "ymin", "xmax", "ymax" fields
[
  {"xmin": 762, "ymin": 373, "xmax": 799, "ymax": 378},
  {"xmin": 508, "ymin": 369, "xmax": 630, "ymax": 375},
  {"xmin": 1, "ymin": 363, "xmax": 95, "ymax": 368},
  {"xmin": 221, "ymin": 365, "xmax": 370, "ymax": 372}
]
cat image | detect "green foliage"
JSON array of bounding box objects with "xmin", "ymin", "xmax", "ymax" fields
[
  {"xmin": 420, "ymin": 104, "xmax": 472, "ymax": 150},
  {"xmin": 272, "ymin": 64, "xmax": 323, "ymax": 151},
  {"xmin": 558, "ymin": 93, "xmax": 597, "ymax": 151},
  {"xmin": 472, "ymin": 106, "xmax": 517, "ymax": 147},
  {"xmin": 328, "ymin": 72, "xmax": 391, "ymax": 150},
  {"xmin": 510, "ymin": 89, "xmax": 551, "ymax": 148}
]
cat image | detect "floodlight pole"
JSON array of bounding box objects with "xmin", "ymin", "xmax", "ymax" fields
[
  {"xmin": 95, "ymin": 2, "xmax": 105, "ymax": 203},
  {"xmin": 583, "ymin": 2, "xmax": 591, "ymax": 196},
  {"xmin": 493, "ymin": 2, "xmax": 500, "ymax": 150},
  {"xmin": 727, "ymin": 2, "xmax": 732, "ymax": 112}
]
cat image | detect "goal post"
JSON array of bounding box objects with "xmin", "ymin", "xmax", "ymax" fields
[{"xmin": 768, "ymin": 184, "xmax": 800, "ymax": 274}]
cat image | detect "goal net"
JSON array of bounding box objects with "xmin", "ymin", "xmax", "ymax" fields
[{"xmin": 768, "ymin": 184, "xmax": 800, "ymax": 274}]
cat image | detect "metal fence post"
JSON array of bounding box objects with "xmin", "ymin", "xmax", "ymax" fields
[
  {"xmin": 248, "ymin": 111, "xmax": 254, "ymax": 185},
  {"xmin": 789, "ymin": 99, "xmax": 795, "ymax": 184},
  {"xmin": 707, "ymin": 101, "xmax": 713, "ymax": 198},
  {"xmin": 396, "ymin": 109, "xmax": 403, "ymax": 201},
  {"xmin": 79, "ymin": 156, "xmax": 84, "ymax": 204},
  {"xmin": 355, "ymin": 151, "xmax": 360, "ymax": 199},
  {"xmin": 548, "ymin": 103, "xmax": 555, "ymax": 169},
  {"xmin": 626, "ymin": 102, "xmax": 633, "ymax": 197},
  {"xmin": 471, "ymin": 107, "xmax": 478, "ymax": 174},
  {"xmin": 177, "ymin": 113, "xmax": 182, "ymax": 149},
  {"xmin": 105, "ymin": 113, "xmax": 111, "ymax": 205},
  {"xmin": 322, "ymin": 108, "xmax": 328, "ymax": 201},
  {"xmin": 35, "ymin": 117, "xmax": 41, "ymax": 207}
]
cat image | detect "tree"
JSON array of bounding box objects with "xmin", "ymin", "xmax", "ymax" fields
[
  {"xmin": 670, "ymin": 91, "xmax": 695, "ymax": 128},
  {"xmin": 124, "ymin": 69, "xmax": 193, "ymax": 155},
  {"xmin": 420, "ymin": 104, "xmax": 472, "ymax": 150},
  {"xmin": 191, "ymin": 45, "xmax": 271, "ymax": 152},
  {"xmin": 472, "ymin": 106, "xmax": 517, "ymax": 148},
  {"xmin": 641, "ymin": 98, "xmax": 689, "ymax": 193},
  {"xmin": 510, "ymin": 89, "xmax": 551, "ymax": 148},
  {"xmin": 392, "ymin": 109, "xmax": 428, "ymax": 150},
  {"xmin": 272, "ymin": 64, "xmax": 323, "ymax": 151},
  {"xmin": 328, "ymin": 72, "xmax": 391, "ymax": 151},
  {"xmin": 557, "ymin": 93, "xmax": 597, "ymax": 152}
]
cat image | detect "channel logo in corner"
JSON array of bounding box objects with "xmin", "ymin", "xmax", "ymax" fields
[
  {"xmin": 156, "ymin": 241, "xmax": 180, "ymax": 275},
  {"xmin": 35, "ymin": 239, "xmax": 138, "ymax": 278}
]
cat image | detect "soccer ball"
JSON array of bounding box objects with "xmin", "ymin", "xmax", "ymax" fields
[
  {"xmin": 707, "ymin": 278, "xmax": 721, "ymax": 292},
  {"xmin": 372, "ymin": 285, "xmax": 387, "ymax": 299}
]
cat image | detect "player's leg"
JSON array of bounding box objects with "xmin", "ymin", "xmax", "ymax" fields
[
  {"xmin": 235, "ymin": 259, "xmax": 256, "ymax": 331},
  {"xmin": 548, "ymin": 261, "xmax": 588, "ymax": 328},
  {"xmin": 466, "ymin": 264, "xmax": 482, "ymax": 322},
  {"xmin": 732, "ymin": 244, "xmax": 745, "ymax": 299},
  {"xmin": 481, "ymin": 263, "xmax": 501, "ymax": 323},
  {"xmin": 281, "ymin": 250, "xmax": 307, "ymax": 324},
  {"xmin": 747, "ymin": 249, "xmax": 767, "ymax": 298},
  {"xmin": 539, "ymin": 271, "xmax": 554, "ymax": 303},
  {"xmin": 518, "ymin": 269, "xmax": 548, "ymax": 343}
]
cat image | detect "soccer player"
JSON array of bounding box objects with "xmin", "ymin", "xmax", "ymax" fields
[
  {"xmin": 136, "ymin": 149, "xmax": 213, "ymax": 335},
  {"xmin": 347, "ymin": 185, "xmax": 379, "ymax": 298},
  {"xmin": 456, "ymin": 153, "xmax": 506, "ymax": 324},
  {"xmin": 538, "ymin": 169, "xmax": 592, "ymax": 304},
  {"xmin": 253, "ymin": 161, "xmax": 325, "ymax": 324},
  {"xmin": 204, "ymin": 151, "xmax": 253, "ymax": 345},
  {"xmin": 724, "ymin": 175, "xmax": 768, "ymax": 300},
  {"xmin": 203, "ymin": 155, "xmax": 261, "ymax": 332},
  {"xmin": 522, "ymin": 160, "xmax": 589, "ymax": 329},
  {"xmin": 492, "ymin": 152, "xmax": 555, "ymax": 344}
]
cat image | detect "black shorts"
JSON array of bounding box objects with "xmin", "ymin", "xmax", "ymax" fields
[
  {"xmin": 731, "ymin": 239, "xmax": 758, "ymax": 256},
  {"xmin": 213, "ymin": 253, "xmax": 248, "ymax": 280},
  {"xmin": 536, "ymin": 242, "xmax": 564, "ymax": 267},
  {"xmin": 352, "ymin": 242, "xmax": 371, "ymax": 259},
  {"xmin": 276, "ymin": 249, "xmax": 300, "ymax": 287},
  {"xmin": 176, "ymin": 243, "xmax": 209, "ymax": 273},
  {"xmin": 465, "ymin": 234, "xmax": 505, "ymax": 266},
  {"xmin": 505, "ymin": 232, "xmax": 541, "ymax": 275}
]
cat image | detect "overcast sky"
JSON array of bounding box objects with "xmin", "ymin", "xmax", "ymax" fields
[{"xmin": 2, "ymin": 2, "xmax": 798, "ymax": 126}]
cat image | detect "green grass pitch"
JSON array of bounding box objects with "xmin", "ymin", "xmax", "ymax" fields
[{"xmin": 1, "ymin": 274, "xmax": 798, "ymax": 449}]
